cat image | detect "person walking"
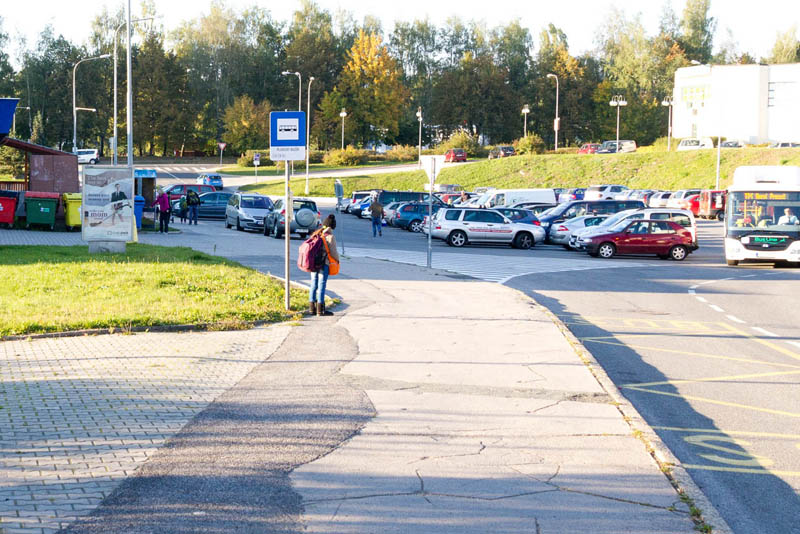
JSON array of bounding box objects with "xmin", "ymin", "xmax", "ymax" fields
[
  {"xmin": 152, "ymin": 188, "xmax": 171, "ymax": 234},
  {"xmin": 309, "ymin": 214, "xmax": 340, "ymax": 316},
  {"xmin": 186, "ymin": 189, "xmax": 201, "ymax": 225},
  {"xmin": 369, "ymin": 196, "xmax": 385, "ymax": 237}
]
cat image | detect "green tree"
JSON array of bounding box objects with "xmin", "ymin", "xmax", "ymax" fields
[
  {"xmin": 222, "ymin": 95, "xmax": 271, "ymax": 154},
  {"xmin": 312, "ymin": 90, "xmax": 347, "ymax": 150},
  {"xmin": 0, "ymin": 17, "xmax": 15, "ymax": 100},
  {"xmin": 679, "ymin": 0, "xmax": 716, "ymax": 63},
  {"xmin": 767, "ymin": 25, "xmax": 800, "ymax": 64}
]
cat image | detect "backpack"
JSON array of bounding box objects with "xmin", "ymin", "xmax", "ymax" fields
[{"xmin": 297, "ymin": 231, "xmax": 327, "ymax": 273}]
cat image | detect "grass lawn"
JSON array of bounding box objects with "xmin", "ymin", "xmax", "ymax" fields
[
  {"xmin": 0, "ymin": 244, "xmax": 307, "ymax": 337},
  {"xmin": 238, "ymin": 148, "xmax": 800, "ymax": 197},
  {"xmin": 219, "ymin": 159, "xmax": 413, "ymax": 176}
]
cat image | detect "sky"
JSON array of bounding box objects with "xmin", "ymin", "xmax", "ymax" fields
[{"xmin": 1, "ymin": 0, "xmax": 798, "ymax": 66}]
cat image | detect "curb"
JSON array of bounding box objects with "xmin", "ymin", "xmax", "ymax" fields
[{"xmin": 532, "ymin": 299, "xmax": 733, "ymax": 534}]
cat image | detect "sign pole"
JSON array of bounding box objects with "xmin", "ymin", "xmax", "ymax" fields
[
  {"xmin": 427, "ymin": 158, "xmax": 434, "ymax": 268},
  {"xmin": 284, "ymin": 163, "xmax": 291, "ymax": 311}
]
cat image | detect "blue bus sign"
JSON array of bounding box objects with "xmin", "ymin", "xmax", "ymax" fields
[{"xmin": 270, "ymin": 111, "xmax": 306, "ymax": 161}]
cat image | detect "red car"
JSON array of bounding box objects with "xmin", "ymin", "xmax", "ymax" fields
[
  {"xmin": 163, "ymin": 183, "xmax": 216, "ymax": 203},
  {"xmin": 444, "ymin": 148, "xmax": 467, "ymax": 162},
  {"xmin": 578, "ymin": 143, "xmax": 601, "ymax": 154},
  {"xmin": 585, "ymin": 219, "xmax": 697, "ymax": 261},
  {"xmin": 680, "ymin": 194, "xmax": 701, "ymax": 217}
]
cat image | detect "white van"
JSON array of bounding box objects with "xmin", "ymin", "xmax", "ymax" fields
[
  {"xmin": 677, "ymin": 137, "xmax": 714, "ymax": 151},
  {"xmin": 473, "ymin": 188, "xmax": 557, "ymax": 208}
]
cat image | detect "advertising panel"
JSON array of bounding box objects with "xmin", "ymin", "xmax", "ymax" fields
[{"xmin": 81, "ymin": 166, "xmax": 134, "ymax": 242}]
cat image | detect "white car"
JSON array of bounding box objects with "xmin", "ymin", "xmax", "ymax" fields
[
  {"xmin": 74, "ymin": 149, "xmax": 99, "ymax": 164},
  {"xmin": 666, "ymin": 189, "xmax": 702, "ymax": 208},
  {"xmin": 548, "ymin": 214, "xmax": 610, "ymax": 249},
  {"xmin": 571, "ymin": 208, "xmax": 697, "ymax": 249},
  {"xmin": 677, "ymin": 137, "xmax": 714, "ymax": 151},
  {"xmin": 584, "ymin": 184, "xmax": 629, "ymax": 200},
  {"xmin": 648, "ymin": 191, "xmax": 673, "ymax": 207},
  {"xmin": 431, "ymin": 208, "xmax": 545, "ymax": 249}
]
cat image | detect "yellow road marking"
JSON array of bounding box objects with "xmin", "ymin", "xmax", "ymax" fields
[
  {"xmin": 683, "ymin": 435, "xmax": 773, "ymax": 467},
  {"xmin": 623, "ymin": 369, "xmax": 800, "ymax": 388},
  {"xmin": 682, "ymin": 464, "xmax": 800, "ymax": 476},
  {"xmin": 653, "ymin": 426, "xmax": 800, "ymax": 440},
  {"xmin": 623, "ymin": 385, "xmax": 800, "ymax": 418},
  {"xmin": 717, "ymin": 322, "xmax": 800, "ymax": 363}
]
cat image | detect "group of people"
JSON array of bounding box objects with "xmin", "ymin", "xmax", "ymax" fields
[{"xmin": 151, "ymin": 188, "xmax": 201, "ymax": 233}]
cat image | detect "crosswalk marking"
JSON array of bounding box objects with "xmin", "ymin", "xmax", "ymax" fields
[
  {"xmin": 137, "ymin": 166, "xmax": 211, "ymax": 173},
  {"xmin": 344, "ymin": 247, "xmax": 649, "ymax": 283}
]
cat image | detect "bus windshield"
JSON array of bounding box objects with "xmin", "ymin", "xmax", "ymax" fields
[{"xmin": 726, "ymin": 192, "xmax": 800, "ymax": 235}]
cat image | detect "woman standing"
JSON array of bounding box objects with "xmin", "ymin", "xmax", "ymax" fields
[
  {"xmin": 309, "ymin": 214, "xmax": 340, "ymax": 316},
  {"xmin": 152, "ymin": 188, "xmax": 171, "ymax": 234}
]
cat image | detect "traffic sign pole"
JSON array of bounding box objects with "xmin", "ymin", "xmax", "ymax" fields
[
  {"xmin": 284, "ymin": 163, "xmax": 291, "ymax": 311},
  {"xmin": 420, "ymin": 155, "xmax": 445, "ymax": 269}
]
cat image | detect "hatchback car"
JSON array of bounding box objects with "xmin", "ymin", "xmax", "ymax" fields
[
  {"xmin": 676, "ymin": 137, "xmax": 714, "ymax": 151},
  {"xmin": 444, "ymin": 148, "xmax": 467, "ymax": 162},
  {"xmin": 431, "ymin": 208, "xmax": 544, "ymax": 249},
  {"xmin": 265, "ymin": 198, "xmax": 321, "ymax": 238},
  {"xmin": 571, "ymin": 208, "xmax": 697, "ymax": 249},
  {"xmin": 163, "ymin": 184, "xmax": 216, "ymax": 203},
  {"xmin": 225, "ymin": 193, "xmax": 273, "ymax": 231},
  {"xmin": 584, "ymin": 219, "xmax": 697, "ymax": 260},
  {"xmin": 394, "ymin": 201, "xmax": 445, "ymax": 232},
  {"xmin": 74, "ymin": 149, "xmax": 100, "ymax": 164},
  {"xmin": 197, "ymin": 173, "xmax": 224, "ymax": 190},
  {"xmin": 584, "ymin": 184, "xmax": 629, "ymax": 200},
  {"xmin": 488, "ymin": 146, "xmax": 516, "ymax": 159},
  {"xmin": 666, "ymin": 189, "xmax": 702, "ymax": 208},
  {"xmin": 577, "ymin": 143, "xmax": 601, "ymax": 154},
  {"xmin": 648, "ymin": 191, "xmax": 673, "ymax": 208}
]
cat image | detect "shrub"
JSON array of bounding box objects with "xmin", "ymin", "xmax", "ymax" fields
[
  {"xmin": 323, "ymin": 146, "xmax": 370, "ymax": 166},
  {"xmin": 384, "ymin": 144, "xmax": 418, "ymax": 162},
  {"xmin": 437, "ymin": 131, "xmax": 485, "ymax": 157},
  {"xmin": 237, "ymin": 149, "xmax": 274, "ymax": 168},
  {"xmin": 513, "ymin": 133, "xmax": 546, "ymax": 155}
]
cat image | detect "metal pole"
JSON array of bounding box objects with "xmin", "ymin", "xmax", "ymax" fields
[
  {"xmin": 427, "ymin": 159, "xmax": 434, "ymax": 269},
  {"xmin": 305, "ymin": 77, "xmax": 314, "ymax": 195},
  {"xmin": 341, "ymin": 115, "xmax": 345, "ymax": 150},
  {"xmin": 113, "ymin": 22, "xmax": 122, "ymax": 166},
  {"xmin": 554, "ymin": 77, "xmax": 559, "ymax": 151},
  {"xmin": 523, "ymin": 113, "xmax": 527, "ymax": 138},
  {"xmin": 72, "ymin": 62, "xmax": 78, "ymax": 151},
  {"xmin": 716, "ymin": 134, "xmax": 722, "ymax": 190},
  {"xmin": 668, "ymin": 103, "xmax": 673, "ymax": 152},
  {"xmin": 615, "ymin": 105, "xmax": 620, "ymax": 153},
  {"xmin": 126, "ymin": 0, "xmax": 133, "ymax": 170},
  {"xmin": 284, "ymin": 163, "xmax": 291, "ymax": 311},
  {"xmin": 417, "ymin": 107, "xmax": 422, "ymax": 168}
]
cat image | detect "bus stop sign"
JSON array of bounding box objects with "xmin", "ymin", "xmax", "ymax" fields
[{"xmin": 270, "ymin": 111, "xmax": 306, "ymax": 161}]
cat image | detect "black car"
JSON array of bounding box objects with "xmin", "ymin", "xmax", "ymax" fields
[
  {"xmin": 493, "ymin": 207, "xmax": 541, "ymax": 227},
  {"xmin": 488, "ymin": 146, "xmax": 516, "ymax": 159},
  {"xmin": 171, "ymin": 191, "xmax": 233, "ymax": 220},
  {"xmin": 538, "ymin": 199, "xmax": 646, "ymax": 238}
]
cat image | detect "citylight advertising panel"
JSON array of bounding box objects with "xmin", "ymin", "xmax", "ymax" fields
[{"xmin": 81, "ymin": 166, "xmax": 134, "ymax": 242}]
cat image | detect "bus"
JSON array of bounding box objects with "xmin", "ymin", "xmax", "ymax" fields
[{"xmin": 724, "ymin": 166, "xmax": 800, "ymax": 266}]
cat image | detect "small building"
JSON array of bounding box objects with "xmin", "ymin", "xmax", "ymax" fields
[
  {"xmin": 672, "ymin": 63, "xmax": 800, "ymax": 144},
  {"xmin": 0, "ymin": 137, "xmax": 79, "ymax": 195}
]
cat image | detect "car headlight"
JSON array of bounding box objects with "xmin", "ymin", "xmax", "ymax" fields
[{"xmin": 583, "ymin": 238, "xmax": 593, "ymax": 243}]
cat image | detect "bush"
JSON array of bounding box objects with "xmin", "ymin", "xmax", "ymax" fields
[
  {"xmin": 437, "ymin": 131, "xmax": 485, "ymax": 158},
  {"xmin": 237, "ymin": 149, "xmax": 273, "ymax": 168},
  {"xmin": 513, "ymin": 133, "xmax": 546, "ymax": 155},
  {"xmin": 384, "ymin": 144, "xmax": 418, "ymax": 162},
  {"xmin": 323, "ymin": 146, "xmax": 370, "ymax": 166}
]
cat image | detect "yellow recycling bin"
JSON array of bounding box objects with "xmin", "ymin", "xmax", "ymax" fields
[{"xmin": 62, "ymin": 193, "xmax": 82, "ymax": 231}]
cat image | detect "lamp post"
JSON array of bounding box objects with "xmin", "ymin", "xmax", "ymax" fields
[
  {"xmin": 546, "ymin": 74, "xmax": 559, "ymax": 151},
  {"xmin": 661, "ymin": 96, "xmax": 674, "ymax": 152},
  {"xmin": 73, "ymin": 54, "xmax": 111, "ymax": 151},
  {"xmin": 339, "ymin": 108, "xmax": 347, "ymax": 150},
  {"xmin": 305, "ymin": 76, "xmax": 314, "ymax": 195},
  {"xmin": 113, "ymin": 17, "xmax": 153, "ymax": 166},
  {"xmin": 609, "ymin": 95, "xmax": 627, "ymax": 153},
  {"xmin": 416, "ymin": 106, "xmax": 422, "ymax": 167},
  {"xmin": 521, "ymin": 104, "xmax": 530, "ymax": 138},
  {"xmin": 11, "ymin": 106, "xmax": 30, "ymax": 136}
]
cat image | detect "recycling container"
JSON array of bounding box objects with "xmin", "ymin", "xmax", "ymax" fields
[
  {"xmin": 62, "ymin": 193, "xmax": 82, "ymax": 230},
  {"xmin": 134, "ymin": 195, "xmax": 145, "ymax": 229},
  {"xmin": 0, "ymin": 190, "xmax": 19, "ymax": 228},
  {"xmin": 24, "ymin": 191, "xmax": 60, "ymax": 230}
]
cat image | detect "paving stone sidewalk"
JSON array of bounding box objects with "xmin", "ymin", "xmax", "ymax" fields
[{"xmin": 0, "ymin": 326, "xmax": 291, "ymax": 534}]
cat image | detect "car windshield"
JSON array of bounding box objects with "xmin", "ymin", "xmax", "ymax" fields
[
  {"xmin": 610, "ymin": 219, "xmax": 632, "ymax": 232},
  {"xmin": 241, "ymin": 196, "xmax": 270, "ymax": 209}
]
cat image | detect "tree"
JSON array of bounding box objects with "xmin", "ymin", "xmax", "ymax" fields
[
  {"xmin": 0, "ymin": 17, "xmax": 15, "ymax": 100},
  {"xmin": 222, "ymin": 95, "xmax": 271, "ymax": 153},
  {"xmin": 767, "ymin": 25, "xmax": 800, "ymax": 64},
  {"xmin": 679, "ymin": 0, "xmax": 715, "ymax": 63}
]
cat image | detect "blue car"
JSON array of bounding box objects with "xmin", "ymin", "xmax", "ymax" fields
[
  {"xmin": 394, "ymin": 202, "xmax": 444, "ymax": 232},
  {"xmin": 197, "ymin": 173, "xmax": 224, "ymax": 190}
]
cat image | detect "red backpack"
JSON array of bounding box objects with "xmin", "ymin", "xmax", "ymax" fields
[{"xmin": 297, "ymin": 231, "xmax": 327, "ymax": 272}]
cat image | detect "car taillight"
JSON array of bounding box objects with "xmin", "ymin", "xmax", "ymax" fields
[
  {"xmin": 532, "ymin": 221, "xmax": 541, "ymax": 226},
  {"xmin": 557, "ymin": 225, "xmax": 568, "ymax": 231},
  {"xmin": 317, "ymin": 211, "xmax": 321, "ymax": 218},
  {"xmin": 280, "ymin": 209, "xmax": 285, "ymax": 215},
  {"xmin": 570, "ymin": 194, "xmax": 576, "ymax": 200}
]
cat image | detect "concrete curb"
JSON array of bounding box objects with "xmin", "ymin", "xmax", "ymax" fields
[{"xmin": 530, "ymin": 296, "xmax": 733, "ymax": 534}]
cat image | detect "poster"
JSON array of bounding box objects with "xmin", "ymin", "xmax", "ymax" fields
[{"xmin": 81, "ymin": 166, "xmax": 134, "ymax": 242}]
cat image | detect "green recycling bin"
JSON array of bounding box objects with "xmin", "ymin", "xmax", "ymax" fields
[
  {"xmin": 24, "ymin": 191, "xmax": 60, "ymax": 230},
  {"xmin": 62, "ymin": 193, "xmax": 82, "ymax": 230}
]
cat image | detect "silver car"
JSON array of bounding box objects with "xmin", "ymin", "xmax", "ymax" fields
[
  {"xmin": 548, "ymin": 214, "xmax": 610, "ymax": 249},
  {"xmin": 431, "ymin": 208, "xmax": 545, "ymax": 249},
  {"xmin": 225, "ymin": 193, "xmax": 272, "ymax": 231},
  {"xmin": 265, "ymin": 198, "xmax": 320, "ymax": 238}
]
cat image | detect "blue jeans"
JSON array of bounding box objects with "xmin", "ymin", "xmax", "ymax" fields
[
  {"xmin": 309, "ymin": 264, "xmax": 329, "ymax": 303},
  {"xmin": 189, "ymin": 205, "xmax": 199, "ymax": 224},
  {"xmin": 372, "ymin": 217, "xmax": 382, "ymax": 236}
]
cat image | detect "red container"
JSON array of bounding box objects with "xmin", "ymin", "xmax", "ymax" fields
[{"xmin": 0, "ymin": 196, "xmax": 17, "ymax": 227}]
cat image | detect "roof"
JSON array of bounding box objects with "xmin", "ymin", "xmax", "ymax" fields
[{"xmin": 0, "ymin": 137, "xmax": 75, "ymax": 157}]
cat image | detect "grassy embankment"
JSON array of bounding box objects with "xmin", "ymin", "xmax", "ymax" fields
[
  {"xmin": 0, "ymin": 244, "xmax": 307, "ymax": 337},
  {"xmin": 238, "ymin": 148, "xmax": 800, "ymax": 197}
]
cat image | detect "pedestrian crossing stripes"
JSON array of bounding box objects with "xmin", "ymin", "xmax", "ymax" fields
[
  {"xmin": 343, "ymin": 247, "xmax": 649, "ymax": 283},
  {"xmin": 140, "ymin": 166, "xmax": 214, "ymax": 174}
]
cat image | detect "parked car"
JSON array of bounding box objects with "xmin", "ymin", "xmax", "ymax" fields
[
  {"xmin": 721, "ymin": 140, "xmax": 744, "ymax": 148},
  {"xmin": 698, "ymin": 190, "xmax": 726, "ymax": 220},
  {"xmin": 171, "ymin": 191, "xmax": 233, "ymax": 220},
  {"xmin": 538, "ymin": 199, "xmax": 646, "ymax": 237},
  {"xmin": 510, "ymin": 202, "xmax": 558, "ymax": 215},
  {"xmin": 577, "ymin": 143, "xmax": 601, "ymax": 154},
  {"xmin": 677, "ymin": 194, "xmax": 701, "ymax": 216},
  {"xmin": 383, "ymin": 201, "xmax": 405, "ymax": 225},
  {"xmin": 677, "ymin": 137, "xmax": 714, "ymax": 151},
  {"xmin": 549, "ymin": 214, "xmax": 610, "ymax": 249},
  {"xmin": 431, "ymin": 208, "xmax": 544, "ymax": 249},
  {"xmin": 196, "ymin": 173, "xmax": 224, "ymax": 190},
  {"xmin": 488, "ymin": 146, "xmax": 516, "ymax": 159},
  {"xmin": 74, "ymin": 149, "xmax": 99, "ymax": 164},
  {"xmin": 628, "ymin": 189, "xmax": 657, "ymax": 205},
  {"xmin": 584, "ymin": 184, "xmax": 630, "ymax": 200},
  {"xmin": 557, "ymin": 188, "xmax": 586, "ymax": 202},
  {"xmin": 472, "ymin": 188, "xmax": 557, "ymax": 208},
  {"xmin": 596, "ymin": 140, "xmax": 637, "ymax": 154},
  {"xmin": 571, "ymin": 208, "xmax": 697, "ymax": 250},
  {"xmin": 444, "ymin": 148, "xmax": 467, "ymax": 162},
  {"xmin": 225, "ymin": 193, "xmax": 273, "ymax": 231},
  {"xmin": 492, "ymin": 207, "xmax": 542, "ymax": 227},
  {"xmin": 769, "ymin": 141, "xmax": 800, "ymax": 148},
  {"xmin": 584, "ymin": 219, "xmax": 697, "ymax": 260},
  {"xmin": 265, "ymin": 198, "xmax": 321, "ymax": 238},
  {"xmin": 394, "ymin": 202, "xmax": 444, "ymax": 232},
  {"xmin": 666, "ymin": 189, "xmax": 702, "ymax": 208},
  {"xmin": 344, "ymin": 190, "xmax": 375, "ymax": 214},
  {"xmin": 163, "ymin": 183, "xmax": 216, "ymax": 203},
  {"xmin": 648, "ymin": 191, "xmax": 673, "ymax": 208}
]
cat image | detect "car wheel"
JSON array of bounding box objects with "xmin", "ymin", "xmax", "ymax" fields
[
  {"xmin": 225, "ymin": 217, "xmax": 231, "ymax": 229},
  {"xmin": 448, "ymin": 230, "xmax": 467, "ymax": 247},
  {"xmin": 272, "ymin": 222, "xmax": 282, "ymax": 239},
  {"xmin": 726, "ymin": 259, "xmax": 739, "ymax": 266},
  {"xmin": 670, "ymin": 245, "xmax": 688, "ymax": 261},
  {"xmin": 410, "ymin": 220, "xmax": 423, "ymax": 233},
  {"xmin": 236, "ymin": 218, "xmax": 243, "ymax": 231},
  {"xmin": 716, "ymin": 211, "xmax": 724, "ymax": 221},
  {"xmin": 263, "ymin": 220, "xmax": 270, "ymax": 236},
  {"xmin": 513, "ymin": 232, "xmax": 533, "ymax": 250},
  {"xmin": 597, "ymin": 242, "xmax": 616, "ymax": 259}
]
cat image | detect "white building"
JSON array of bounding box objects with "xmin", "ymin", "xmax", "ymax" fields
[{"xmin": 672, "ymin": 63, "xmax": 800, "ymax": 144}]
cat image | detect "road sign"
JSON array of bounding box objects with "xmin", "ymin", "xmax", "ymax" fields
[
  {"xmin": 270, "ymin": 111, "xmax": 306, "ymax": 161},
  {"xmin": 420, "ymin": 155, "xmax": 446, "ymax": 183},
  {"xmin": 254, "ymin": 153, "xmax": 261, "ymax": 166},
  {"xmin": 218, "ymin": 142, "xmax": 227, "ymax": 151}
]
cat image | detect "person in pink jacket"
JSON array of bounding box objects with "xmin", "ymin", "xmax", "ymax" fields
[{"xmin": 152, "ymin": 188, "xmax": 171, "ymax": 234}]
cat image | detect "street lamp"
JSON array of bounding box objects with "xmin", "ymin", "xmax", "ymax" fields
[
  {"xmin": 282, "ymin": 70, "xmax": 301, "ymax": 111},
  {"xmin": 661, "ymin": 96, "xmax": 674, "ymax": 152},
  {"xmin": 11, "ymin": 106, "xmax": 30, "ymax": 137},
  {"xmin": 305, "ymin": 76, "xmax": 314, "ymax": 195},
  {"xmin": 546, "ymin": 74, "xmax": 559, "ymax": 151},
  {"xmin": 113, "ymin": 17, "xmax": 154, "ymax": 166},
  {"xmin": 339, "ymin": 108, "xmax": 347, "ymax": 150},
  {"xmin": 521, "ymin": 104, "xmax": 530, "ymax": 138},
  {"xmin": 609, "ymin": 95, "xmax": 627, "ymax": 153},
  {"xmin": 73, "ymin": 54, "xmax": 111, "ymax": 151},
  {"xmin": 416, "ymin": 106, "xmax": 422, "ymax": 167}
]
